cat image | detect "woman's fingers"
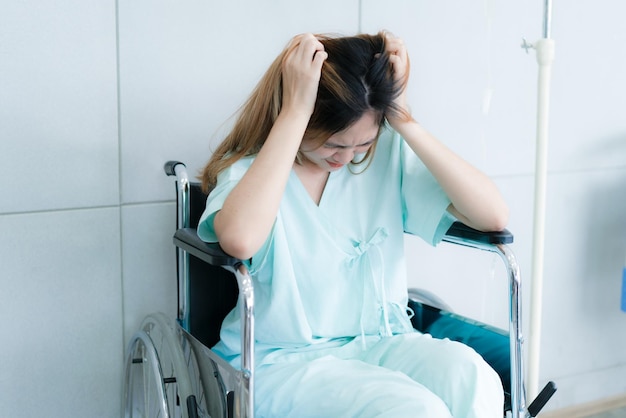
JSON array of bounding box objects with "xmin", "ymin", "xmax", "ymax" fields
[
  {"xmin": 284, "ymin": 34, "xmax": 326, "ymax": 74},
  {"xmin": 293, "ymin": 34, "xmax": 326, "ymax": 65},
  {"xmin": 312, "ymin": 48, "xmax": 328, "ymax": 68},
  {"xmin": 281, "ymin": 34, "xmax": 327, "ymax": 117},
  {"xmin": 382, "ymin": 32, "xmax": 412, "ymax": 126},
  {"xmin": 384, "ymin": 33, "xmax": 408, "ymax": 79}
]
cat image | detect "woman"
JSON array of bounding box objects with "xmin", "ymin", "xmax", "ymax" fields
[{"xmin": 198, "ymin": 32, "xmax": 508, "ymax": 418}]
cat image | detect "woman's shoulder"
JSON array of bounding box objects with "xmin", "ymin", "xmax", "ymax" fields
[
  {"xmin": 216, "ymin": 154, "xmax": 256, "ymax": 183},
  {"xmin": 375, "ymin": 125, "xmax": 404, "ymax": 155},
  {"xmin": 380, "ymin": 124, "xmax": 403, "ymax": 141},
  {"xmin": 367, "ymin": 125, "xmax": 404, "ymax": 167}
]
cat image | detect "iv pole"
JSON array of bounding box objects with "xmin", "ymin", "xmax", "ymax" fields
[{"xmin": 526, "ymin": 0, "xmax": 555, "ymax": 401}]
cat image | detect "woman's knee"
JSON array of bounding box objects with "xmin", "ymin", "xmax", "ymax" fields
[
  {"xmin": 441, "ymin": 342, "xmax": 504, "ymax": 417},
  {"xmin": 371, "ymin": 336, "xmax": 503, "ymax": 417},
  {"xmin": 449, "ymin": 342, "xmax": 503, "ymax": 393}
]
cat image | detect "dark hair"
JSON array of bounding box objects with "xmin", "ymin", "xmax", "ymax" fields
[
  {"xmin": 201, "ymin": 32, "xmax": 409, "ymax": 192},
  {"xmin": 307, "ymin": 34, "xmax": 403, "ymax": 141}
]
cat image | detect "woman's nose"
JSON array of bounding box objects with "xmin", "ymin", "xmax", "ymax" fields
[{"xmin": 334, "ymin": 149, "xmax": 354, "ymax": 164}]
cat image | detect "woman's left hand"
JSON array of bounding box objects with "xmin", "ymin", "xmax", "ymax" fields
[{"xmin": 383, "ymin": 32, "xmax": 412, "ymax": 128}]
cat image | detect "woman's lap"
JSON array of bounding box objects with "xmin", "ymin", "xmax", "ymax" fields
[
  {"xmin": 254, "ymin": 333, "xmax": 503, "ymax": 418},
  {"xmin": 255, "ymin": 355, "xmax": 452, "ymax": 418}
]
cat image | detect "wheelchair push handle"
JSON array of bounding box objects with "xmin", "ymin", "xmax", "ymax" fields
[
  {"xmin": 164, "ymin": 160, "xmax": 186, "ymax": 176},
  {"xmin": 164, "ymin": 160, "xmax": 243, "ymax": 268}
]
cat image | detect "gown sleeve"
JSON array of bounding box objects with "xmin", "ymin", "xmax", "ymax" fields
[
  {"xmin": 395, "ymin": 131, "xmax": 456, "ymax": 246},
  {"xmin": 195, "ymin": 156, "xmax": 274, "ymax": 274},
  {"xmin": 196, "ymin": 157, "xmax": 251, "ymax": 243}
]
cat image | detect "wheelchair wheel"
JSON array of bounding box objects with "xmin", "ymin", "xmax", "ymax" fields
[
  {"xmin": 176, "ymin": 324, "xmax": 213, "ymax": 417},
  {"xmin": 124, "ymin": 313, "xmax": 199, "ymax": 418},
  {"xmin": 181, "ymin": 330, "xmax": 230, "ymax": 418},
  {"xmin": 123, "ymin": 330, "xmax": 170, "ymax": 417}
]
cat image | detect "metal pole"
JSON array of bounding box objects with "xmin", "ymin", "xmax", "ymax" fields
[
  {"xmin": 527, "ymin": 0, "xmax": 554, "ymax": 400},
  {"xmin": 543, "ymin": 0, "xmax": 553, "ymax": 38}
]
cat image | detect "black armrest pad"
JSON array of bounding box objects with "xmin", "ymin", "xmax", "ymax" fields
[
  {"xmin": 444, "ymin": 221, "xmax": 514, "ymax": 245},
  {"xmin": 173, "ymin": 228, "xmax": 242, "ymax": 267}
]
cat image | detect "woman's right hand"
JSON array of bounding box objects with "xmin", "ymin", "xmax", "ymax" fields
[{"xmin": 281, "ymin": 34, "xmax": 328, "ymax": 119}]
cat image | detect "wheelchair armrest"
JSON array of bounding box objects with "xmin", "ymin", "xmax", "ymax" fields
[
  {"xmin": 444, "ymin": 221, "xmax": 513, "ymax": 245},
  {"xmin": 173, "ymin": 228, "xmax": 242, "ymax": 268},
  {"xmin": 173, "ymin": 228, "xmax": 255, "ymax": 414}
]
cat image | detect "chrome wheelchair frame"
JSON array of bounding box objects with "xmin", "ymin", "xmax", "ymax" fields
[{"xmin": 123, "ymin": 161, "xmax": 555, "ymax": 418}]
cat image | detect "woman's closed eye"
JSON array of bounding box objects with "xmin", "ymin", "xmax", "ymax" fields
[{"xmin": 324, "ymin": 140, "xmax": 376, "ymax": 150}]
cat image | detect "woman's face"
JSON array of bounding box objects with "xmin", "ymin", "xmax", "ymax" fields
[{"xmin": 300, "ymin": 111, "xmax": 380, "ymax": 172}]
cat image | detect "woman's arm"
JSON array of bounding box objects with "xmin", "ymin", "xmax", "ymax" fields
[
  {"xmin": 214, "ymin": 34, "xmax": 327, "ymax": 259},
  {"xmin": 394, "ymin": 121, "xmax": 509, "ymax": 232},
  {"xmin": 384, "ymin": 34, "xmax": 509, "ymax": 232}
]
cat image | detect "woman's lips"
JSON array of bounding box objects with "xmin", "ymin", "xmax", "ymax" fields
[{"xmin": 327, "ymin": 161, "xmax": 344, "ymax": 169}]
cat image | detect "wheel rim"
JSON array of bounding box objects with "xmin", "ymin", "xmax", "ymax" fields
[
  {"xmin": 123, "ymin": 331, "xmax": 170, "ymax": 418},
  {"xmin": 141, "ymin": 314, "xmax": 198, "ymax": 418},
  {"xmin": 124, "ymin": 314, "xmax": 214, "ymax": 418}
]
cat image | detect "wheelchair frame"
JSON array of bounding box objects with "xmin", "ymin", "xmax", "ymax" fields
[{"xmin": 123, "ymin": 161, "xmax": 556, "ymax": 418}]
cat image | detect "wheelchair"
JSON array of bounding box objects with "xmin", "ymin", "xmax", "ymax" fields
[{"xmin": 122, "ymin": 161, "xmax": 556, "ymax": 418}]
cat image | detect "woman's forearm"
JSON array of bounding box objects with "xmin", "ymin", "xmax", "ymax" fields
[
  {"xmin": 394, "ymin": 120, "xmax": 509, "ymax": 232},
  {"xmin": 214, "ymin": 110, "xmax": 309, "ymax": 259}
]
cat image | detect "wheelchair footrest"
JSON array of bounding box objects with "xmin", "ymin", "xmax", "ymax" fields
[{"xmin": 527, "ymin": 381, "xmax": 557, "ymax": 417}]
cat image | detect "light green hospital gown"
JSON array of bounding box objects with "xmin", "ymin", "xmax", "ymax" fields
[{"xmin": 198, "ymin": 127, "xmax": 504, "ymax": 418}]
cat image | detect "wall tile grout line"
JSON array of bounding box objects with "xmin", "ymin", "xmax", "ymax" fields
[
  {"xmin": 114, "ymin": 0, "xmax": 126, "ymax": 370},
  {"xmin": 0, "ymin": 200, "xmax": 176, "ymax": 218}
]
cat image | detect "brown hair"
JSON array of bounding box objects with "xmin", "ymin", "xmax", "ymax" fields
[{"xmin": 200, "ymin": 32, "xmax": 409, "ymax": 193}]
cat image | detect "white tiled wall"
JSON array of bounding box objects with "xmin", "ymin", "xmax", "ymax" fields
[
  {"xmin": 0, "ymin": 208, "xmax": 123, "ymax": 417},
  {"xmin": 361, "ymin": 0, "xmax": 543, "ymax": 176},
  {"xmin": 120, "ymin": 202, "xmax": 178, "ymax": 342},
  {"xmin": 1, "ymin": 1, "xmax": 624, "ymax": 416},
  {"xmin": 118, "ymin": 0, "xmax": 361, "ymax": 205},
  {"xmin": 1, "ymin": 2, "xmax": 122, "ymax": 417},
  {"xmin": 0, "ymin": 1, "xmax": 119, "ymax": 214}
]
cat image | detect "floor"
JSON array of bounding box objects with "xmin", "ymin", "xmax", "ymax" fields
[{"xmin": 585, "ymin": 407, "xmax": 626, "ymax": 418}]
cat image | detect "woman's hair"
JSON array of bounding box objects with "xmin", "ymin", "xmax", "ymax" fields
[{"xmin": 200, "ymin": 31, "xmax": 410, "ymax": 192}]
